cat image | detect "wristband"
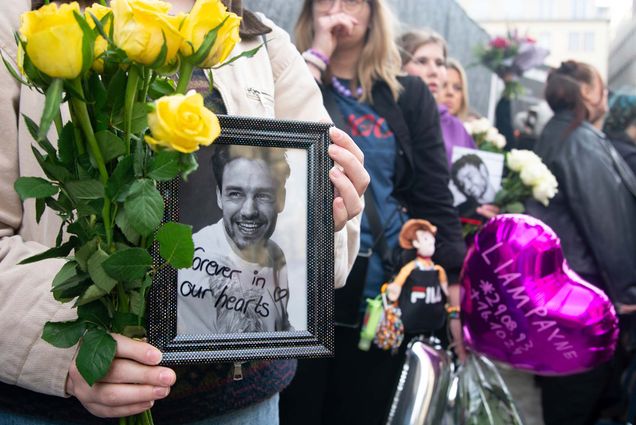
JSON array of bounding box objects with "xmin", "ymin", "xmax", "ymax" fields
[
  {"xmin": 308, "ymin": 48, "xmax": 330, "ymax": 66},
  {"xmin": 302, "ymin": 50, "xmax": 327, "ymax": 72},
  {"xmin": 446, "ymin": 304, "xmax": 460, "ymax": 320}
]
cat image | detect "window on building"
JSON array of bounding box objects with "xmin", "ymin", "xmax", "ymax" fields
[
  {"xmin": 583, "ymin": 32, "xmax": 595, "ymax": 51},
  {"xmin": 568, "ymin": 32, "xmax": 580, "ymax": 51},
  {"xmin": 571, "ymin": 0, "xmax": 589, "ymax": 18},
  {"xmin": 538, "ymin": 0, "xmax": 555, "ymax": 18},
  {"xmin": 504, "ymin": 1, "xmax": 523, "ymax": 19}
]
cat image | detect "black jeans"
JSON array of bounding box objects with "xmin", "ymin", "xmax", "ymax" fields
[{"xmin": 538, "ymin": 359, "xmax": 614, "ymax": 425}]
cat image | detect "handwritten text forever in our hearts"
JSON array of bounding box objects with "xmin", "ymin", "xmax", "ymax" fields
[
  {"xmin": 179, "ymin": 247, "xmax": 289, "ymax": 319},
  {"xmin": 475, "ymin": 242, "xmax": 578, "ymax": 361}
]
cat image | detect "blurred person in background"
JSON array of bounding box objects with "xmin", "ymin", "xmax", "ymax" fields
[
  {"xmin": 397, "ymin": 30, "xmax": 476, "ymax": 169},
  {"xmin": 442, "ymin": 57, "xmax": 477, "ymax": 122},
  {"xmin": 279, "ymin": 1, "xmax": 466, "ymax": 424},
  {"xmin": 528, "ymin": 60, "xmax": 636, "ymax": 425},
  {"xmin": 603, "ymin": 92, "xmax": 636, "ymax": 175}
]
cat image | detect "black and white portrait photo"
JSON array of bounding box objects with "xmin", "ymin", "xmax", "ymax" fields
[
  {"xmin": 449, "ymin": 147, "xmax": 504, "ymax": 218},
  {"xmin": 176, "ymin": 143, "xmax": 308, "ymax": 335}
]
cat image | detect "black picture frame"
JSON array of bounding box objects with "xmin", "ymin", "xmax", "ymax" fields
[{"xmin": 148, "ymin": 115, "xmax": 335, "ymax": 364}]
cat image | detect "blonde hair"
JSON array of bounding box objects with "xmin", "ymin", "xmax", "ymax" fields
[
  {"xmin": 295, "ymin": 0, "xmax": 403, "ymax": 103},
  {"xmin": 396, "ymin": 29, "xmax": 448, "ymax": 66},
  {"xmin": 446, "ymin": 57, "xmax": 470, "ymax": 121}
]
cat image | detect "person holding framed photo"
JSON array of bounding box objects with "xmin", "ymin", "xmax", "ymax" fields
[
  {"xmin": 279, "ymin": 1, "xmax": 466, "ymax": 424},
  {"xmin": 0, "ymin": 0, "xmax": 369, "ymax": 424}
]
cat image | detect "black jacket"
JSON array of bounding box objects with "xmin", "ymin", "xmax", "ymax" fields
[
  {"xmin": 322, "ymin": 76, "xmax": 465, "ymax": 282},
  {"xmin": 527, "ymin": 111, "xmax": 636, "ymax": 304},
  {"xmin": 607, "ymin": 131, "xmax": 636, "ymax": 176}
]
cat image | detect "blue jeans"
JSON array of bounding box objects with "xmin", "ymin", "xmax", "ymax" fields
[{"xmin": 0, "ymin": 394, "xmax": 280, "ymax": 425}]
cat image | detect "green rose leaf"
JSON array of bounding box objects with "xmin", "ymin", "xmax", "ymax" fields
[
  {"xmin": 18, "ymin": 237, "xmax": 77, "ymax": 265},
  {"xmin": 22, "ymin": 114, "xmax": 56, "ymax": 158},
  {"xmin": 57, "ymin": 122, "xmax": 77, "ymax": 167},
  {"xmin": 156, "ymin": 222, "xmax": 194, "ymax": 269},
  {"xmin": 147, "ymin": 150, "xmax": 181, "ymax": 181},
  {"xmin": 14, "ymin": 177, "xmax": 58, "ymax": 201},
  {"xmin": 113, "ymin": 311, "xmax": 141, "ymax": 334},
  {"xmin": 102, "ymin": 248, "xmax": 152, "ymax": 281},
  {"xmin": 38, "ymin": 78, "xmax": 64, "ymax": 142},
  {"xmin": 503, "ymin": 202, "xmax": 526, "ymax": 214},
  {"xmin": 65, "ymin": 179, "xmax": 105, "ymax": 200},
  {"xmin": 124, "ymin": 179, "xmax": 164, "ymax": 237},
  {"xmin": 106, "ymin": 156, "xmax": 134, "ymax": 201},
  {"xmin": 75, "ymin": 284, "xmax": 108, "ymax": 307},
  {"xmin": 31, "ymin": 146, "xmax": 73, "ymax": 183},
  {"xmin": 129, "ymin": 289, "xmax": 146, "ymax": 318},
  {"xmin": 75, "ymin": 239, "xmax": 99, "ymax": 272},
  {"xmin": 180, "ymin": 153, "xmax": 199, "ymax": 181},
  {"xmin": 75, "ymin": 328, "xmax": 116, "ymax": 386},
  {"xmin": 95, "ymin": 131, "xmax": 126, "ymax": 163},
  {"xmin": 115, "ymin": 209, "xmax": 141, "ymax": 245},
  {"xmin": 42, "ymin": 319, "xmax": 86, "ymax": 348},
  {"xmin": 78, "ymin": 301, "xmax": 111, "ymax": 329},
  {"xmin": 88, "ymin": 248, "xmax": 118, "ymax": 293},
  {"xmin": 130, "ymin": 102, "xmax": 149, "ymax": 134}
]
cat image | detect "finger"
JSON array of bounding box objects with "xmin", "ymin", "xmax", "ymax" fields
[
  {"xmin": 328, "ymin": 146, "xmax": 369, "ymax": 196},
  {"xmin": 100, "ymin": 358, "xmax": 176, "ymax": 387},
  {"xmin": 329, "ymin": 127, "xmax": 363, "ymax": 164},
  {"xmin": 90, "ymin": 382, "xmax": 170, "ymax": 407},
  {"xmin": 112, "ymin": 334, "xmax": 163, "ymax": 366},
  {"xmin": 332, "ymin": 197, "xmax": 348, "ymax": 232},
  {"xmin": 330, "ymin": 167, "xmax": 363, "ymax": 219},
  {"xmin": 85, "ymin": 400, "xmax": 155, "ymax": 419}
]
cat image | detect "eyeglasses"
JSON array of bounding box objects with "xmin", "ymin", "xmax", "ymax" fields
[{"xmin": 314, "ymin": 0, "xmax": 370, "ymax": 14}]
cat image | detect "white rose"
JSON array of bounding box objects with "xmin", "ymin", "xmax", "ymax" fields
[
  {"xmin": 493, "ymin": 133, "xmax": 507, "ymax": 149},
  {"xmin": 486, "ymin": 127, "xmax": 500, "ymax": 141},
  {"xmin": 520, "ymin": 162, "xmax": 550, "ymax": 186},
  {"xmin": 507, "ymin": 149, "xmax": 536, "ymax": 172},
  {"xmin": 464, "ymin": 121, "xmax": 473, "ymax": 134},
  {"xmin": 532, "ymin": 179, "xmax": 558, "ymax": 206},
  {"xmin": 472, "ymin": 118, "xmax": 491, "ymax": 134}
]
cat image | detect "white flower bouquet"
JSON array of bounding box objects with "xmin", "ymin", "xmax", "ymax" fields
[
  {"xmin": 495, "ymin": 149, "xmax": 558, "ymax": 212},
  {"xmin": 464, "ymin": 118, "xmax": 507, "ymax": 153}
]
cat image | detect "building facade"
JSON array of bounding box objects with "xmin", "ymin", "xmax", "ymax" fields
[{"xmin": 608, "ymin": 4, "xmax": 636, "ymax": 91}]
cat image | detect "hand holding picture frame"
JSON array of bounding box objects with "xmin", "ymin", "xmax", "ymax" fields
[{"xmin": 148, "ymin": 116, "xmax": 335, "ymax": 364}]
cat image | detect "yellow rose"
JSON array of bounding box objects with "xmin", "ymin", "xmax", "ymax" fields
[
  {"xmin": 19, "ymin": 2, "xmax": 86, "ymax": 79},
  {"xmin": 111, "ymin": 0, "xmax": 183, "ymax": 67},
  {"xmin": 180, "ymin": 0, "xmax": 241, "ymax": 68},
  {"xmin": 145, "ymin": 91, "xmax": 220, "ymax": 153},
  {"xmin": 85, "ymin": 4, "xmax": 112, "ymax": 73}
]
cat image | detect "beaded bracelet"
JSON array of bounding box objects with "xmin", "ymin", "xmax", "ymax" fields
[
  {"xmin": 446, "ymin": 304, "xmax": 461, "ymax": 320},
  {"xmin": 302, "ymin": 50, "xmax": 327, "ymax": 72},
  {"xmin": 308, "ymin": 48, "xmax": 330, "ymax": 66}
]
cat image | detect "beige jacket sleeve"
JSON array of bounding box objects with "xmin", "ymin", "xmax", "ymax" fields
[
  {"xmin": 0, "ymin": 0, "xmax": 76, "ymax": 397},
  {"xmin": 260, "ymin": 15, "xmax": 361, "ymax": 289}
]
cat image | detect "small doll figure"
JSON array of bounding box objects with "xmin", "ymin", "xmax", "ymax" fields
[{"xmin": 383, "ymin": 219, "xmax": 449, "ymax": 333}]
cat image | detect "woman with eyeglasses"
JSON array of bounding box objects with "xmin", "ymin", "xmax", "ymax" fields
[
  {"xmin": 397, "ymin": 30, "xmax": 476, "ymax": 169},
  {"xmin": 279, "ymin": 1, "xmax": 465, "ymax": 424}
]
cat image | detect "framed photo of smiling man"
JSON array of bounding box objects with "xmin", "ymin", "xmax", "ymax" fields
[{"xmin": 148, "ymin": 115, "xmax": 335, "ymax": 364}]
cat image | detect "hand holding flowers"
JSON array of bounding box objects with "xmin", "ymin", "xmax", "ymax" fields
[{"xmin": 4, "ymin": 0, "xmax": 248, "ymax": 423}]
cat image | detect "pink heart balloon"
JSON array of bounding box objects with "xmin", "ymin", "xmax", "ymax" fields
[{"xmin": 461, "ymin": 214, "xmax": 618, "ymax": 376}]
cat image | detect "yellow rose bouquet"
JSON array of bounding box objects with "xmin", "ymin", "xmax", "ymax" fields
[{"xmin": 2, "ymin": 0, "xmax": 255, "ymax": 423}]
